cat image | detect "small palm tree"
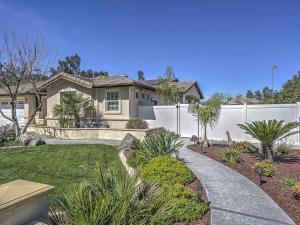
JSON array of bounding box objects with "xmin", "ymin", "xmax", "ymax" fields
[
  {"xmin": 156, "ymin": 79, "xmax": 183, "ymax": 105},
  {"xmin": 238, "ymin": 120, "xmax": 299, "ymax": 162},
  {"xmin": 53, "ymin": 93, "xmax": 91, "ymax": 128},
  {"xmin": 189, "ymin": 94, "xmax": 222, "ymax": 147},
  {"xmin": 49, "ymin": 168, "xmax": 172, "ymax": 225}
]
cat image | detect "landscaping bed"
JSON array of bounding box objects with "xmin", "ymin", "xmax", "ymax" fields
[
  {"xmin": 0, "ymin": 144, "xmax": 125, "ymax": 205},
  {"xmin": 123, "ymin": 129, "xmax": 210, "ymax": 225},
  {"xmin": 188, "ymin": 144, "xmax": 300, "ymax": 224}
]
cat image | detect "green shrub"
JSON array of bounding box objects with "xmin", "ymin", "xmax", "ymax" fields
[
  {"xmin": 162, "ymin": 184, "xmax": 209, "ymax": 222},
  {"xmin": 252, "ymin": 160, "xmax": 275, "ymax": 177},
  {"xmin": 219, "ymin": 147, "xmax": 241, "ymax": 165},
  {"xmin": 127, "ymin": 149, "xmax": 148, "ymax": 168},
  {"xmin": 128, "ymin": 129, "xmax": 183, "ymax": 168},
  {"xmin": 282, "ymin": 177, "xmax": 297, "ymax": 187},
  {"xmin": 292, "ymin": 183, "xmax": 300, "ymax": 200},
  {"xmin": 142, "ymin": 156, "xmax": 195, "ymax": 186},
  {"xmin": 276, "ymin": 143, "xmax": 290, "ymax": 155},
  {"xmin": 168, "ymin": 196, "xmax": 209, "ymax": 222},
  {"xmin": 125, "ymin": 118, "xmax": 148, "ymax": 129},
  {"xmin": 232, "ymin": 141, "xmax": 257, "ymax": 153},
  {"xmin": 162, "ymin": 184, "xmax": 196, "ymax": 199}
]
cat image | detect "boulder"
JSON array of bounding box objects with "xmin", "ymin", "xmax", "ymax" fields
[
  {"xmin": 119, "ymin": 133, "xmax": 138, "ymax": 150},
  {"xmin": 28, "ymin": 138, "xmax": 45, "ymax": 147},
  {"xmin": 19, "ymin": 132, "xmax": 43, "ymax": 146}
]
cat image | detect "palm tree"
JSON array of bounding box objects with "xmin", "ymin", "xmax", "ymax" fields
[
  {"xmin": 156, "ymin": 78, "xmax": 183, "ymax": 105},
  {"xmin": 53, "ymin": 93, "xmax": 91, "ymax": 128},
  {"xmin": 238, "ymin": 120, "xmax": 299, "ymax": 162},
  {"xmin": 188, "ymin": 94, "xmax": 222, "ymax": 147},
  {"xmin": 49, "ymin": 168, "xmax": 172, "ymax": 225}
]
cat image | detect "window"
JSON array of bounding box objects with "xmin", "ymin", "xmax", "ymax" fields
[
  {"xmin": 106, "ymin": 91, "xmax": 120, "ymax": 112},
  {"xmin": 1, "ymin": 101, "xmax": 9, "ymax": 105},
  {"xmin": 135, "ymin": 91, "xmax": 139, "ymax": 99},
  {"xmin": 147, "ymin": 94, "xmax": 150, "ymax": 100},
  {"xmin": 141, "ymin": 93, "xmax": 145, "ymax": 99}
]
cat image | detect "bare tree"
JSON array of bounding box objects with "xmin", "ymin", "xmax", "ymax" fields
[{"xmin": 0, "ymin": 33, "xmax": 49, "ymax": 138}]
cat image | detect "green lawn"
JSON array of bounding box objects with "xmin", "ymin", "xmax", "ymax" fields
[{"xmin": 0, "ymin": 144, "xmax": 125, "ymax": 204}]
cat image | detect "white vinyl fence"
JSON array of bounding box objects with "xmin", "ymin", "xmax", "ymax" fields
[{"xmin": 138, "ymin": 103, "xmax": 300, "ymax": 146}]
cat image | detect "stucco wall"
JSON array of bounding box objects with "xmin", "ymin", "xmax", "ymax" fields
[
  {"xmin": 47, "ymin": 79, "xmax": 93, "ymax": 119},
  {"xmin": 46, "ymin": 79, "xmax": 135, "ymax": 128},
  {"xmin": 96, "ymin": 86, "xmax": 130, "ymax": 120}
]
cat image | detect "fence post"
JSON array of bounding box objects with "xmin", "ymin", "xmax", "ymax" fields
[
  {"xmin": 243, "ymin": 104, "xmax": 248, "ymax": 141},
  {"xmin": 296, "ymin": 102, "xmax": 300, "ymax": 146}
]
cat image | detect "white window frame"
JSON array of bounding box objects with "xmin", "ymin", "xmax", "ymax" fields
[{"xmin": 104, "ymin": 90, "xmax": 121, "ymax": 114}]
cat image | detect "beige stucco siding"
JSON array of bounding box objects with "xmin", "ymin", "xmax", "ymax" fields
[
  {"xmin": 46, "ymin": 79, "xmax": 136, "ymax": 128},
  {"xmin": 47, "ymin": 80, "xmax": 93, "ymax": 119},
  {"xmin": 96, "ymin": 86, "xmax": 130, "ymax": 120}
]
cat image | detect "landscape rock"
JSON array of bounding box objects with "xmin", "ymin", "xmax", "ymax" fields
[
  {"xmin": 19, "ymin": 132, "xmax": 41, "ymax": 146},
  {"xmin": 119, "ymin": 133, "xmax": 138, "ymax": 150},
  {"xmin": 28, "ymin": 138, "xmax": 45, "ymax": 147}
]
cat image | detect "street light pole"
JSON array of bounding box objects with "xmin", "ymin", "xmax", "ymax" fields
[{"xmin": 272, "ymin": 65, "xmax": 278, "ymax": 103}]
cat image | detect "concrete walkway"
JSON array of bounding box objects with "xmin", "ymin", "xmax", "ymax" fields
[
  {"xmin": 41, "ymin": 137, "xmax": 121, "ymax": 146},
  {"xmin": 179, "ymin": 146, "xmax": 296, "ymax": 225}
]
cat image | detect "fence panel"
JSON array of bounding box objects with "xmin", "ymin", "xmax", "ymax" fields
[{"xmin": 138, "ymin": 103, "xmax": 300, "ymax": 146}]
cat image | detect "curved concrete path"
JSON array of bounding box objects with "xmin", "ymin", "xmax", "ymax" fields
[{"xmin": 179, "ymin": 146, "xmax": 296, "ymax": 225}]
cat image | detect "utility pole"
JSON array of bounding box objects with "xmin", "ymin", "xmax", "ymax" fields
[{"xmin": 272, "ymin": 65, "xmax": 278, "ymax": 103}]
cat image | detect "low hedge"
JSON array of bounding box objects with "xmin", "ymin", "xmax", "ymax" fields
[
  {"xmin": 163, "ymin": 184, "xmax": 209, "ymax": 222},
  {"xmin": 141, "ymin": 156, "xmax": 195, "ymax": 186},
  {"xmin": 141, "ymin": 156, "xmax": 209, "ymax": 223}
]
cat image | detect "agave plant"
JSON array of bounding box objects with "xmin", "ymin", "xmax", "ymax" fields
[
  {"xmin": 238, "ymin": 120, "xmax": 299, "ymax": 162},
  {"xmin": 49, "ymin": 168, "xmax": 172, "ymax": 225},
  {"xmin": 53, "ymin": 93, "xmax": 91, "ymax": 128}
]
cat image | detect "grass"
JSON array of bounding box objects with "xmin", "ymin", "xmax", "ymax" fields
[{"xmin": 0, "ymin": 144, "xmax": 125, "ymax": 204}]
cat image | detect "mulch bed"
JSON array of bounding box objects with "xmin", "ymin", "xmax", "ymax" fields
[{"xmin": 188, "ymin": 144, "xmax": 300, "ymax": 224}]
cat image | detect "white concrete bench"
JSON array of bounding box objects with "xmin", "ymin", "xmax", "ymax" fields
[{"xmin": 0, "ymin": 180, "xmax": 54, "ymax": 225}]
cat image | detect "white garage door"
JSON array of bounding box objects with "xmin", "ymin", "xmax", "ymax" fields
[{"xmin": 0, "ymin": 100, "xmax": 26, "ymax": 126}]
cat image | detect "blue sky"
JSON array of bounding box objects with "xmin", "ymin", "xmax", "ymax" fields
[{"xmin": 0, "ymin": 0, "xmax": 299, "ymax": 97}]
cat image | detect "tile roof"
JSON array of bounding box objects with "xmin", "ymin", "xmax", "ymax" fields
[{"xmin": 0, "ymin": 82, "xmax": 46, "ymax": 96}]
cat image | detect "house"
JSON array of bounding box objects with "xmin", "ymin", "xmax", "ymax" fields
[
  {"xmin": 0, "ymin": 82, "xmax": 47, "ymax": 126},
  {"xmin": 0, "ymin": 72, "xmax": 203, "ymax": 128},
  {"xmin": 225, "ymin": 96, "xmax": 260, "ymax": 105}
]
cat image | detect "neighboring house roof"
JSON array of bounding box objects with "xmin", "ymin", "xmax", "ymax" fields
[
  {"xmin": 226, "ymin": 96, "xmax": 260, "ymax": 105},
  {"xmin": 173, "ymin": 81, "xmax": 203, "ymax": 99},
  {"xmin": 42, "ymin": 72, "xmax": 156, "ymax": 90},
  {"xmin": 0, "ymin": 82, "xmax": 46, "ymax": 96},
  {"xmin": 144, "ymin": 79, "xmax": 204, "ymax": 99}
]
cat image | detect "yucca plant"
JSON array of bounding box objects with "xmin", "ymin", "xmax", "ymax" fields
[
  {"xmin": 238, "ymin": 120, "xmax": 299, "ymax": 162},
  {"xmin": 53, "ymin": 93, "xmax": 91, "ymax": 128},
  {"xmin": 129, "ymin": 129, "xmax": 183, "ymax": 167},
  {"xmin": 49, "ymin": 168, "xmax": 173, "ymax": 225}
]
